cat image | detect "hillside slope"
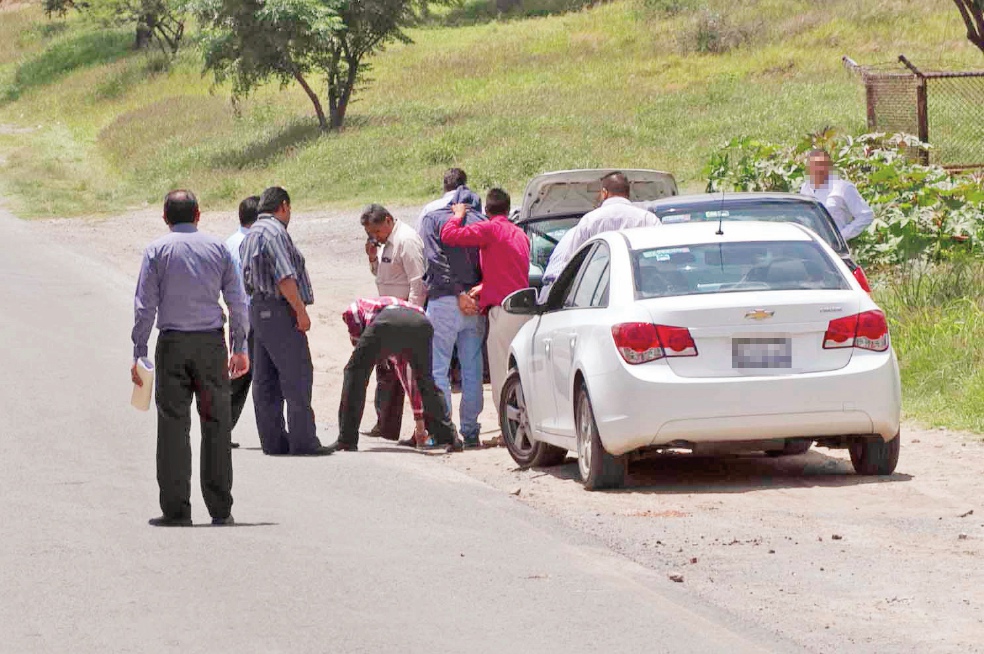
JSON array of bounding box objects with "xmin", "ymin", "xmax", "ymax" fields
[{"xmin": 0, "ymin": 0, "xmax": 980, "ymax": 217}]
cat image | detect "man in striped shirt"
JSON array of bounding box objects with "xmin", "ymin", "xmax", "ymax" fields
[
  {"xmin": 239, "ymin": 187, "xmax": 333, "ymax": 456},
  {"xmin": 330, "ymin": 297, "xmax": 461, "ymax": 452}
]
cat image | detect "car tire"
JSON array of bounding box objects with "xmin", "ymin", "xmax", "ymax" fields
[
  {"xmin": 499, "ymin": 369, "xmax": 568, "ymax": 468},
  {"xmin": 766, "ymin": 440, "xmax": 813, "ymax": 457},
  {"xmin": 849, "ymin": 432, "xmax": 901, "ymax": 475},
  {"xmin": 575, "ymin": 382, "xmax": 626, "ymax": 491}
]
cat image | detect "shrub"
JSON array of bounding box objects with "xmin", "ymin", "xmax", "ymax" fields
[
  {"xmin": 677, "ymin": 10, "xmax": 756, "ymax": 54},
  {"xmin": 642, "ymin": 0, "xmax": 699, "ymax": 16},
  {"xmin": 704, "ymin": 132, "xmax": 984, "ymax": 267}
]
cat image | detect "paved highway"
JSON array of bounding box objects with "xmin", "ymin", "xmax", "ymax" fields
[{"xmin": 0, "ymin": 210, "xmax": 800, "ymax": 653}]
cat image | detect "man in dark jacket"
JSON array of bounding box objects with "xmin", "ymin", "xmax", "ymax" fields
[{"xmin": 417, "ymin": 186, "xmax": 487, "ymax": 448}]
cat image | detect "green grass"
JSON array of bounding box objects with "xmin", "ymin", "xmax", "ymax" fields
[
  {"xmin": 0, "ymin": 0, "xmax": 980, "ymax": 220},
  {"xmin": 875, "ymin": 261, "xmax": 984, "ymax": 435},
  {"xmin": 0, "ymin": 0, "xmax": 981, "ymax": 431}
]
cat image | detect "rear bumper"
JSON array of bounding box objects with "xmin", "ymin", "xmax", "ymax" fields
[{"xmin": 584, "ymin": 351, "xmax": 901, "ymax": 456}]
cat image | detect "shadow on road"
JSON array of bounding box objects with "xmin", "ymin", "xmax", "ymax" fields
[
  {"xmin": 537, "ymin": 449, "xmax": 913, "ymax": 494},
  {"xmin": 192, "ymin": 522, "xmax": 279, "ymax": 528}
]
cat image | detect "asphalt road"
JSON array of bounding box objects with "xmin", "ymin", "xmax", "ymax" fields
[{"xmin": 0, "ymin": 209, "xmax": 802, "ymax": 653}]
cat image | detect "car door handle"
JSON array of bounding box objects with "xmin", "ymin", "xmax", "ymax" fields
[
  {"xmin": 543, "ymin": 338, "xmax": 552, "ymax": 359},
  {"xmin": 569, "ymin": 334, "xmax": 577, "ymax": 349}
]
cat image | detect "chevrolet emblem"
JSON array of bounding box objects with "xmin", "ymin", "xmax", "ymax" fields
[{"xmin": 744, "ymin": 309, "xmax": 774, "ymax": 321}]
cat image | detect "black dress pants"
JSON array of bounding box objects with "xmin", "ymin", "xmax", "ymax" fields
[
  {"xmin": 230, "ymin": 328, "xmax": 254, "ymax": 430},
  {"xmin": 155, "ymin": 330, "xmax": 233, "ymax": 520},
  {"xmin": 250, "ymin": 298, "xmax": 321, "ymax": 455},
  {"xmin": 338, "ymin": 307, "xmax": 456, "ymax": 446}
]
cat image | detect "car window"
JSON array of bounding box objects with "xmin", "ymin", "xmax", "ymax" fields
[
  {"xmin": 546, "ymin": 245, "xmax": 595, "ymax": 310},
  {"xmin": 568, "ymin": 244, "xmax": 611, "ymax": 308},
  {"xmin": 651, "ymin": 202, "xmax": 848, "ymax": 255},
  {"xmin": 524, "ymin": 216, "xmax": 581, "ymax": 271},
  {"xmin": 632, "ymin": 240, "xmax": 850, "ymax": 299}
]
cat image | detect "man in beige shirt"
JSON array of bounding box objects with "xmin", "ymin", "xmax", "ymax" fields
[{"xmin": 361, "ymin": 204, "xmax": 427, "ymax": 442}]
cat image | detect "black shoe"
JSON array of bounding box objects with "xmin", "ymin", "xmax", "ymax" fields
[
  {"xmin": 302, "ymin": 445, "xmax": 337, "ymax": 456},
  {"xmin": 231, "ymin": 442, "xmax": 240, "ymax": 449},
  {"xmin": 325, "ymin": 440, "xmax": 358, "ymax": 452},
  {"xmin": 446, "ymin": 438, "xmax": 464, "ymax": 454},
  {"xmin": 149, "ymin": 515, "xmax": 192, "ymax": 527},
  {"xmin": 211, "ymin": 515, "xmax": 235, "ymax": 526},
  {"xmin": 397, "ymin": 437, "xmax": 417, "ymax": 448}
]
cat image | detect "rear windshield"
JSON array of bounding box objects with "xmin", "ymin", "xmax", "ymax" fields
[
  {"xmin": 524, "ymin": 216, "xmax": 580, "ymax": 271},
  {"xmin": 632, "ymin": 241, "xmax": 850, "ymax": 298},
  {"xmin": 651, "ymin": 202, "xmax": 846, "ymax": 255}
]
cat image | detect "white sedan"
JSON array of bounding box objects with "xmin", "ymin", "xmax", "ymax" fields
[{"xmin": 498, "ymin": 221, "xmax": 902, "ymax": 490}]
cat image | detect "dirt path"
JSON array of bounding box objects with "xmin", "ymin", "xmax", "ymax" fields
[{"xmin": 38, "ymin": 206, "xmax": 984, "ymax": 653}]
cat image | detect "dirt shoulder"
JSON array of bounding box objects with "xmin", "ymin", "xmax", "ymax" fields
[{"xmin": 37, "ymin": 207, "xmax": 984, "ymax": 654}]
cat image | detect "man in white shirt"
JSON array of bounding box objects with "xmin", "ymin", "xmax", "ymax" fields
[
  {"xmin": 540, "ymin": 171, "xmax": 659, "ymax": 300},
  {"xmin": 800, "ymin": 149, "xmax": 874, "ymax": 241},
  {"xmin": 225, "ymin": 195, "xmax": 260, "ymax": 448},
  {"xmin": 362, "ymin": 204, "xmax": 428, "ymax": 442},
  {"xmin": 417, "ymin": 168, "xmax": 480, "ymax": 225}
]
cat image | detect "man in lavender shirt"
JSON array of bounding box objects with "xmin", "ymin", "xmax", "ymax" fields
[{"xmin": 131, "ymin": 190, "xmax": 250, "ymax": 527}]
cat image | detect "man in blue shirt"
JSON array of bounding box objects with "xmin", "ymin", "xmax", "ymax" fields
[
  {"xmin": 417, "ymin": 185, "xmax": 486, "ymax": 449},
  {"xmin": 225, "ymin": 195, "xmax": 260, "ymax": 448},
  {"xmin": 131, "ymin": 190, "xmax": 250, "ymax": 527}
]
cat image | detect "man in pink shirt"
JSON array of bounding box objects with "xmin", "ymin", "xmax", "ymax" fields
[{"xmin": 441, "ymin": 188, "xmax": 531, "ymax": 412}]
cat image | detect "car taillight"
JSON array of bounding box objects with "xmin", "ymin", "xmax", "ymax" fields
[
  {"xmin": 611, "ymin": 323, "xmax": 698, "ymax": 364},
  {"xmin": 823, "ymin": 310, "xmax": 889, "ymax": 352},
  {"xmin": 853, "ymin": 266, "xmax": 872, "ymax": 293}
]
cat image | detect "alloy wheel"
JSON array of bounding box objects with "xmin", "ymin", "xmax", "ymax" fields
[
  {"xmin": 577, "ymin": 396, "xmax": 593, "ymax": 480},
  {"xmin": 503, "ymin": 378, "xmax": 534, "ymax": 456}
]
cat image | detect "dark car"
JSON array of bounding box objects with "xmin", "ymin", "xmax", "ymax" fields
[{"xmin": 638, "ymin": 193, "xmax": 871, "ymax": 291}]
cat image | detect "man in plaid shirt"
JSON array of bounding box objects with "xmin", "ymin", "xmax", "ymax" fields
[{"xmin": 329, "ymin": 297, "xmax": 462, "ymax": 452}]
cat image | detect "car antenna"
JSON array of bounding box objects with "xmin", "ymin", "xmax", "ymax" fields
[{"xmin": 715, "ymin": 189, "xmax": 725, "ymax": 236}]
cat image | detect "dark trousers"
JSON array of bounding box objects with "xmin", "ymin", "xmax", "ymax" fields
[
  {"xmin": 374, "ymin": 361, "xmax": 405, "ymax": 440},
  {"xmin": 250, "ymin": 298, "xmax": 321, "ymax": 455},
  {"xmin": 338, "ymin": 307, "xmax": 456, "ymax": 446},
  {"xmin": 155, "ymin": 330, "xmax": 233, "ymax": 520},
  {"xmin": 230, "ymin": 328, "xmax": 254, "ymax": 431}
]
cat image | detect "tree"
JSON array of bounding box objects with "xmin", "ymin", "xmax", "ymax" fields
[
  {"xmin": 195, "ymin": 0, "xmax": 437, "ymax": 131},
  {"xmin": 953, "ymin": 0, "xmax": 984, "ymax": 56},
  {"xmin": 41, "ymin": 0, "xmax": 186, "ymax": 55}
]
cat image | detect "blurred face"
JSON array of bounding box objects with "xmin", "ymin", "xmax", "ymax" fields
[
  {"xmin": 364, "ymin": 216, "xmax": 395, "ymax": 244},
  {"xmin": 808, "ymin": 154, "xmax": 833, "ymax": 187}
]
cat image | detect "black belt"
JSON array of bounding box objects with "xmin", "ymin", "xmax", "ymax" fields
[{"xmin": 160, "ymin": 328, "xmax": 224, "ymax": 336}]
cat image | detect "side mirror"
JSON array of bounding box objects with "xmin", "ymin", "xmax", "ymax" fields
[
  {"xmin": 528, "ymin": 263, "xmax": 544, "ymax": 289},
  {"xmin": 502, "ymin": 288, "xmax": 543, "ymax": 316}
]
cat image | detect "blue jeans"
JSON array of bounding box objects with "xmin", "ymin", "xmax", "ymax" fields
[{"xmin": 426, "ymin": 295, "xmax": 485, "ymax": 439}]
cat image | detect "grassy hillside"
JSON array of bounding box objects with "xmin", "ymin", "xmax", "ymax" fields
[{"xmin": 0, "ymin": 0, "xmax": 981, "ymax": 217}]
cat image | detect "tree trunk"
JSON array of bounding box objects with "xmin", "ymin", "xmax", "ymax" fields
[
  {"xmin": 952, "ymin": 0, "xmax": 984, "ymax": 55},
  {"xmin": 329, "ymin": 57, "xmax": 360, "ymax": 131},
  {"xmin": 293, "ymin": 70, "xmax": 328, "ymax": 131},
  {"xmin": 135, "ymin": 21, "xmax": 153, "ymax": 50}
]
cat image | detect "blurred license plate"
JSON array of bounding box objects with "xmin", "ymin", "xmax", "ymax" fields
[{"xmin": 732, "ymin": 338, "xmax": 791, "ymax": 369}]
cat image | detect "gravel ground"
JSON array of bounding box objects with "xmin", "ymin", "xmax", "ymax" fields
[{"xmin": 37, "ymin": 204, "xmax": 984, "ymax": 654}]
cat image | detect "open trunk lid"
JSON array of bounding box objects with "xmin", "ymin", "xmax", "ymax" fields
[{"xmin": 517, "ymin": 169, "xmax": 677, "ymax": 223}]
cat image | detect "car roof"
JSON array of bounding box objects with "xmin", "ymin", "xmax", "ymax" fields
[
  {"xmin": 617, "ymin": 221, "xmax": 817, "ymax": 250},
  {"xmin": 641, "ymin": 192, "xmax": 818, "ymax": 209}
]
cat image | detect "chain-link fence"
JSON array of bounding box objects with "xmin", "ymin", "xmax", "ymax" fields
[{"xmin": 844, "ymin": 55, "xmax": 984, "ymax": 170}]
